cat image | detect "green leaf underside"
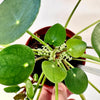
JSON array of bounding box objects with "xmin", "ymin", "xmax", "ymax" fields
[
  {"xmin": 0, "ymin": 0, "xmax": 40, "ymax": 44},
  {"xmin": 66, "ymin": 39, "xmax": 86, "ymax": 58},
  {"xmin": 44, "ymin": 23, "xmax": 66, "ymax": 46},
  {"xmin": 4, "ymin": 85, "xmax": 20, "ymax": 93},
  {"xmin": 26, "ymin": 79, "xmax": 34, "ymax": 99},
  {"xmin": 91, "ymin": 23, "xmax": 100, "ymax": 57},
  {"xmin": 64, "ymin": 68, "xmax": 88, "ymax": 94},
  {"xmin": 14, "ymin": 93, "xmax": 26, "ymax": 100},
  {"xmin": 42, "ymin": 61, "xmax": 67, "ymax": 83},
  {"xmin": 0, "ymin": 44, "xmax": 35, "ymax": 85}
]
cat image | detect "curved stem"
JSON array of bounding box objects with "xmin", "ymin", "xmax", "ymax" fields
[
  {"xmin": 33, "ymin": 72, "xmax": 44, "ymax": 98},
  {"xmin": 79, "ymin": 94, "xmax": 86, "ymax": 100},
  {"xmin": 73, "ymin": 58, "xmax": 100, "ymax": 65},
  {"xmin": 26, "ymin": 30, "xmax": 52, "ymax": 51},
  {"xmin": 64, "ymin": 60, "xmax": 74, "ymax": 69},
  {"xmin": 55, "ymin": 83, "xmax": 58, "ymax": 100},
  {"xmin": 72, "ymin": 20, "xmax": 100, "ymax": 39},
  {"xmin": 64, "ymin": 0, "xmax": 81, "ymax": 28},
  {"xmin": 35, "ymin": 56, "xmax": 48, "ymax": 62},
  {"xmin": 59, "ymin": 61, "xmax": 67, "ymax": 71},
  {"xmin": 88, "ymin": 81, "xmax": 100, "ymax": 93},
  {"xmin": 36, "ymin": 76, "xmax": 46, "ymax": 100},
  {"xmin": 81, "ymin": 54, "xmax": 100, "ymax": 62},
  {"xmin": 62, "ymin": 60, "xmax": 70, "ymax": 70}
]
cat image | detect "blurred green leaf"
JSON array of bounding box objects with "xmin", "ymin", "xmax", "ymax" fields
[
  {"xmin": 64, "ymin": 68, "xmax": 88, "ymax": 94},
  {"xmin": 66, "ymin": 39, "xmax": 86, "ymax": 58},
  {"xmin": 44, "ymin": 23, "xmax": 66, "ymax": 46},
  {"xmin": 26, "ymin": 79, "xmax": 34, "ymax": 99},
  {"xmin": 33, "ymin": 73, "xmax": 38, "ymax": 82},
  {"xmin": 0, "ymin": 44, "xmax": 35, "ymax": 85},
  {"xmin": 14, "ymin": 93, "xmax": 26, "ymax": 100},
  {"xmin": 4, "ymin": 85, "xmax": 20, "ymax": 93},
  {"xmin": 42, "ymin": 61, "xmax": 67, "ymax": 83},
  {"xmin": 91, "ymin": 23, "xmax": 100, "ymax": 57},
  {"xmin": 0, "ymin": 0, "xmax": 40, "ymax": 44}
]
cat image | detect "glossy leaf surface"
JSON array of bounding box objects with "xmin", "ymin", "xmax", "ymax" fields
[
  {"xmin": 44, "ymin": 23, "xmax": 66, "ymax": 46},
  {"xmin": 4, "ymin": 85, "xmax": 20, "ymax": 93},
  {"xmin": 42, "ymin": 61, "xmax": 67, "ymax": 83},
  {"xmin": 0, "ymin": 0, "xmax": 40, "ymax": 44},
  {"xmin": 64, "ymin": 68, "xmax": 88, "ymax": 94},
  {"xmin": 66, "ymin": 39, "xmax": 86, "ymax": 58},
  {"xmin": 0, "ymin": 44, "xmax": 35, "ymax": 85},
  {"xmin": 91, "ymin": 23, "xmax": 100, "ymax": 57},
  {"xmin": 26, "ymin": 79, "xmax": 34, "ymax": 99}
]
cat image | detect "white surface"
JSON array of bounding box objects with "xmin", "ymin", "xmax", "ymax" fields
[{"xmin": 0, "ymin": 0, "xmax": 100, "ymax": 100}]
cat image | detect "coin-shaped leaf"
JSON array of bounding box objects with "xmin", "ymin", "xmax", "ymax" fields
[
  {"xmin": 42, "ymin": 61, "xmax": 67, "ymax": 83},
  {"xmin": 44, "ymin": 23, "xmax": 66, "ymax": 46},
  {"xmin": 0, "ymin": 0, "xmax": 40, "ymax": 44},
  {"xmin": 0, "ymin": 44, "xmax": 35, "ymax": 85},
  {"xmin": 26, "ymin": 79, "xmax": 34, "ymax": 99},
  {"xmin": 64, "ymin": 68, "xmax": 88, "ymax": 94},
  {"xmin": 66, "ymin": 39, "xmax": 86, "ymax": 58},
  {"xmin": 91, "ymin": 23, "xmax": 100, "ymax": 57}
]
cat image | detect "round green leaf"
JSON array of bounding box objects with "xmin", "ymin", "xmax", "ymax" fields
[
  {"xmin": 0, "ymin": 44, "xmax": 35, "ymax": 85},
  {"xmin": 66, "ymin": 39, "xmax": 86, "ymax": 58},
  {"xmin": 4, "ymin": 85, "xmax": 20, "ymax": 93},
  {"xmin": 44, "ymin": 23, "xmax": 66, "ymax": 46},
  {"xmin": 0, "ymin": 0, "xmax": 40, "ymax": 44},
  {"xmin": 64, "ymin": 68, "xmax": 88, "ymax": 94},
  {"xmin": 26, "ymin": 79, "xmax": 34, "ymax": 99},
  {"xmin": 91, "ymin": 23, "xmax": 100, "ymax": 57},
  {"xmin": 42, "ymin": 61, "xmax": 67, "ymax": 83}
]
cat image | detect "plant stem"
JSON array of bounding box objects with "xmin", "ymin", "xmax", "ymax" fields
[
  {"xmin": 79, "ymin": 94, "xmax": 86, "ymax": 100},
  {"xmin": 81, "ymin": 54, "xmax": 100, "ymax": 62},
  {"xmin": 33, "ymin": 72, "xmax": 44, "ymax": 98},
  {"xmin": 50, "ymin": 48, "xmax": 58, "ymax": 60},
  {"xmin": 72, "ymin": 20, "xmax": 100, "ymax": 39},
  {"xmin": 73, "ymin": 58, "xmax": 100, "ymax": 65},
  {"xmin": 59, "ymin": 61, "xmax": 67, "ymax": 71},
  {"xmin": 26, "ymin": 30, "xmax": 52, "ymax": 51},
  {"xmin": 64, "ymin": 60, "xmax": 74, "ymax": 68},
  {"xmin": 55, "ymin": 83, "xmax": 58, "ymax": 100},
  {"xmin": 64, "ymin": 0, "xmax": 81, "ymax": 28},
  {"xmin": 62, "ymin": 60, "xmax": 70, "ymax": 70},
  {"xmin": 36, "ymin": 76, "xmax": 46, "ymax": 100},
  {"xmin": 88, "ymin": 81, "xmax": 100, "ymax": 93},
  {"xmin": 35, "ymin": 56, "xmax": 48, "ymax": 62}
]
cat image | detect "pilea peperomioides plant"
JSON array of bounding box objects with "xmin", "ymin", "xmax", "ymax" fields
[{"xmin": 0, "ymin": 0, "xmax": 100, "ymax": 100}]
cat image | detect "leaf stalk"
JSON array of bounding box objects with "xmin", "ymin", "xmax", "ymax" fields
[
  {"xmin": 72, "ymin": 20, "xmax": 100, "ymax": 39},
  {"xmin": 55, "ymin": 83, "xmax": 58, "ymax": 100},
  {"xmin": 64, "ymin": 0, "xmax": 81, "ymax": 28},
  {"xmin": 26, "ymin": 30, "xmax": 52, "ymax": 51}
]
